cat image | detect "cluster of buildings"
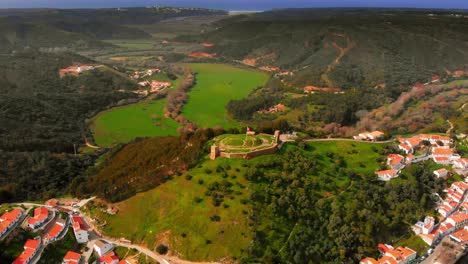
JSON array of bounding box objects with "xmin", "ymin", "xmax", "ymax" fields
[
  {"xmin": 354, "ymin": 131, "xmax": 385, "ymax": 141},
  {"xmin": 13, "ymin": 239, "xmax": 41, "ymax": 264},
  {"xmin": 360, "ymin": 244, "xmax": 417, "ymax": 264},
  {"xmin": 257, "ymin": 103, "xmax": 287, "ymax": 114},
  {"xmin": 414, "ymin": 180, "xmax": 468, "ymax": 246},
  {"xmin": 59, "ymin": 65, "xmax": 96, "ymax": 78},
  {"xmin": 137, "ymin": 80, "xmax": 172, "ymax": 92},
  {"xmin": 376, "ymin": 133, "xmax": 466, "ymax": 181},
  {"xmin": 130, "ymin": 68, "xmax": 160, "ymax": 80},
  {"xmin": 0, "ymin": 208, "xmax": 23, "ymax": 238}
]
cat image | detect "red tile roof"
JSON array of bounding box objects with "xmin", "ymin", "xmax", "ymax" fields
[
  {"xmin": 13, "ymin": 239, "xmax": 40, "ymax": 264},
  {"xmin": 63, "ymin": 251, "xmax": 81, "ymax": 264},
  {"xmin": 432, "ymin": 148, "xmax": 454, "ymax": 155},
  {"xmin": 45, "ymin": 221, "xmax": 65, "ymax": 241},
  {"xmin": 100, "ymin": 251, "xmax": 119, "ymax": 264},
  {"xmin": 387, "ymin": 154, "xmax": 404, "ymax": 166},
  {"xmin": 27, "ymin": 207, "xmax": 48, "ymax": 226}
]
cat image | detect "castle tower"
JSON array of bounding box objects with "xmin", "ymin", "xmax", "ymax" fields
[
  {"xmin": 274, "ymin": 130, "xmax": 281, "ymax": 144},
  {"xmin": 210, "ymin": 145, "xmax": 220, "ymax": 160}
]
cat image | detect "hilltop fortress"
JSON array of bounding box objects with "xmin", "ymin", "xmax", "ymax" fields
[{"xmin": 210, "ymin": 130, "xmax": 281, "ymax": 160}]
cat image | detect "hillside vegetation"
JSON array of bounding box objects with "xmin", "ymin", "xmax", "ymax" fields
[
  {"xmin": 0, "ymin": 50, "xmax": 139, "ymax": 202},
  {"xmin": 192, "ymin": 9, "xmax": 468, "ymax": 89}
]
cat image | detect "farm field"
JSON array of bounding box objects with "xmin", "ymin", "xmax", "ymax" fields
[
  {"xmin": 182, "ymin": 63, "xmax": 269, "ymax": 128},
  {"xmin": 90, "ymin": 98, "xmax": 180, "ymax": 147},
  {"xmin": 86, "ymin": 156, "xmax": 263, "ymax": 261}
]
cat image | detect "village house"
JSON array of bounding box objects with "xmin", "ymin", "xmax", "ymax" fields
[
  {"xmin": 13, "ymin": 239, "xmax": 40, "ymax": 264},
  {"xmin": 360, "ymin": 244, "xmax": 417, "ymax": 264},
  {"xmin": 437, "ymin": 181, "xmax": 468, "ymax": 218},
  {"xmin": 150, "ymin": 80, "xmax": 172, "ymax": 92},
  {"xmin": 44, "ymin": 219, "xmax": 67, "ymax": 244},
  {"xmin": 406, "ymin": 154, "xmax": 416, "ymax": 164},
  {"xmin": 27, "ymin": 207, "xmax": 49, "ymax": 229},
  {"xmin": 354, "ymin": 131, "xmax": 385, "ymax": 141},
  {"xmin": 419, "ymin": 134, "xmax": 452, "ymax": 146},
  {"xmin": 99, "ymin": 251, "xmax": 119, "ymax": 264},
  {"xmin": 304, "ymin": 85, "xmax": 342, "ymax": 94},
  {"xmin": 453, "ymin": 158, "xmax": 468, "ymax": 169},
  {"xmin": 433, "ymin": 156, "xmax": 450, "ymax": 165},
  {"xmin": 45, "ymin": 199, "xmax": 59, "ymax": 207},
  {"xmin": 387, "ymin": 154, "xmax": 405, "ymax": 170},
  {"xmin": 432, "ymin": 147, "xmax": 455, "ymax": 158},
  {"xmin": 71, "ymin": 216, "xmax": 89, "ymax": 243},
  {"xmin": 433, "ymin": 168, "xmax": 449, "ymax": 179},
  {"xmin": 63, "ymin": 251, "xmax": 82, "ymax": 264},
  {"xmin": 257, "ymin": 104, "xmax": 287, "ymax": 114},
  {"xmin": 0, "ymin": 208, "xmax": 23, "ymax": 237},
  {"xmin": 94, "ymin": 240, "xmax": 115, "ymax": 257},
  {"xmin": 449, "ymin": 226, "xmax": 468, "ymax": 245},
  {"xmin": 259, "ymin": 66, "xmax": 280, "ymax": 72},
  {"xmin": 413, "ymin": 216, "xmax": 435, "ymax": 235},
  {"xmin": 376, "ymin": 169, "xmax": 399, "ymax": 181}
]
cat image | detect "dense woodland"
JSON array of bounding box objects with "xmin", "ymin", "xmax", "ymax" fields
[
  {"xmin": 0, "ymin": 50, "xmax": 139, "ymax": 202},
  {"xmin": 243, "ymin": 146, "xmax": 444, "ymax": 263},
  {"xmin": 72, "ymin": 128, "xmax": 226, "ymax": 202}
]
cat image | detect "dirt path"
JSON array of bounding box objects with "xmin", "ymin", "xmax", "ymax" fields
[
  {"xmin": 320, "ymin": 37, "xmax": 356, "ymax": 87},
  {"xmin": 447, "ymin": 119, "xmax": 454, "ymax": 134}
]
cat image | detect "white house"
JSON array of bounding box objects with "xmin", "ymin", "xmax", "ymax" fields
[
  {"xmin": 453, "ymin": 158, "xmax": 468, "ymax": 169},
  {"xmin": 27, "ymin": 207, "xmax": 49, "ymax": 229},
  {"xmin": 63, "ymin": 251, "xmax": 82, "ymax": 264},
  {"xmin": 71, "ymin": 216, "xmax": 88, "ymax": 243},
  {"xmin": 94, "ymin": 240, "xmax": 114, "ymax": 257},
  {"xmin": 433, "ymin": 168, "xmax": 449, "ymax": 179},
  {"xmin": 376, "ymin": 169, "xmax": 399, "ymax": 181}
]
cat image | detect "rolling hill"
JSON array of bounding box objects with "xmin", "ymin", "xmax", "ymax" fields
[{"xmin": 185, "ymin": 9, "xmax": 468, "ymax": 89}]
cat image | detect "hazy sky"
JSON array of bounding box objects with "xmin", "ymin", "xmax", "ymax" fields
[{"xmin": 0, "ymin": 0, "xmax": 467, "ymax": 10}]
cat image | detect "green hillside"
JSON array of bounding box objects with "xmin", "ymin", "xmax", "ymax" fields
[{"xmin": 185, "ymin": 9, "xmax": 468, "ymax": 89}]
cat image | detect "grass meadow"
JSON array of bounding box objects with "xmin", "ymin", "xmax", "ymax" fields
[
  {"xmin": 182, "ymin": 63, "xmax": 269, "ymax": 128},
  {"xmin": 90, "ymin": 98, "xmax": 180, "ymax": 147}
]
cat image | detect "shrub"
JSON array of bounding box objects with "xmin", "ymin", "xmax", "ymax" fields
[
  {"xmin": 210, "ymin": 215, "xmax": 221, "ymax": 221},
  {"xmin": 156, "ymin": 244, "xmax": 168, "ymax": 255},
  {"xmin": 185, "ymin": 174, "xmax": 193, "ymax": 181},
  {"xmin": 198, "ymin": 179, "xmax": 204, "ymax": 185}
]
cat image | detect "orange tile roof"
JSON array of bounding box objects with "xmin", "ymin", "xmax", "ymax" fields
[
  {"xmin": 387, "ymin": 154, "xmax": 404, "ymax": 166},
  {"xmin": 63, "ymin": 251, "xmax": 81, "ymax": 264},
  {"xmin": 13, "ymin": 239, "xmax": 40, "ymax": 264},
  {"xmin": 100, "ymin": 251, "xmax": 119, "ymax": 264},
  {"xmin": 45, "ymin": 221, "xmax": 65, "ymax": 241},
  {"xmin": 376, "ymin": 169, "xmax": 397, "ymax": 176},
  {"xmin": 360, "ymin": 257, "xmax": 379, "ymax": 264},
  {"xmin": 451, "ymin": 228, "xmax": 468, "ymax": 243},
  {"xmin": 448, "ymin": 212, "xmax": 468, "ymax": 224},
  {"xmin": 399, "ymin": 143, "xmax": 411, "ymax": 152},
  {"xmin": 432, "ymin": 148, "xmax": 454, "ymax": 155},
  {"xmin": 0, "ymin": 208, "xmax": 22, "ymax": 235},
  {"xmin": 378, "ymin": 256, "xmax": 398, "ymax": 264},
  {"xmin": 385, "ymin": 246, "xmax": 416, "ymax": 261},
  {"xmin": 434, "ymin": 157, "xmax": 449, "ymax": 162},
  {"xmin": 27, "ymin": 207, "xmax": 48, "ymax": 226}
]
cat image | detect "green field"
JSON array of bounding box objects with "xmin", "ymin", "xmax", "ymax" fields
[
  {"xmin": 90, "ymin": 98, "xmax": 180, "ymax": 147},
  {"xmin": 182, "ymin": 64, "xmax": 269, "ymax": 128},
  {"xmin": 86, "ymin": 157, "xmax": 259, "ymax": 261},
  {"xmin": 306, "ymin": 140, "xmax": 387, "ymax": 175}
]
